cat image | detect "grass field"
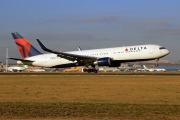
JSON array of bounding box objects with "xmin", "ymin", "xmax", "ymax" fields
[{"xmin": 0, "ymin": 75, "xmax": 180, "ymax": 119}]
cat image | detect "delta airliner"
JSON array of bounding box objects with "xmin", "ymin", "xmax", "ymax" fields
[{"xmin": 9, "ymin": 32, "xmax": 169, "ymax": 73}]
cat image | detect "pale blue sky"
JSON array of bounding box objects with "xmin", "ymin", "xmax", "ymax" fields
[{"xmin": 1, "ymin": 0, "xmax": 180, "ymax": 63}]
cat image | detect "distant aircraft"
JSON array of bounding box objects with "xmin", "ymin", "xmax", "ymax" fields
[
  {"xmin": 7, "ymin": 65, "xmax": 28, "ymax": 72},
  {"xmin": 9, "ymin": 32, "xmax": 169, "ymax": 73},
  {"xmin": 78, "ymin": 46, "xmax": 82, "ymax": 51},
  {"xmin": 142, "ymin": 65, "xmax": 166, "ymax": 72},
  {"xmin": 137, "ymin": 65, "xmax": 166, "ymax": 72},
  {"xmin": 136, "ymin": 67, "xmax": 146, "ymax": 72}
]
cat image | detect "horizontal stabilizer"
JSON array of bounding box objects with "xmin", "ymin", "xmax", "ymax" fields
[{"xmin": 8, "ymin": 57, "xmax": 34, "ymax": 62}]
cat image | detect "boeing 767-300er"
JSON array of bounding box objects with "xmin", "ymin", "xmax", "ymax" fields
[{"xmin": 9, "ymin": 32, "xmax": 169, "ymax": 73}]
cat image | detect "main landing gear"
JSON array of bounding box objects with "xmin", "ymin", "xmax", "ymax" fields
[{"xmin": 82, "ymin": 65, "xmax": 98, "ymax": 73}]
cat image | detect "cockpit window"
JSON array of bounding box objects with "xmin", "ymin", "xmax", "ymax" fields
[{"xmin": 159, "ymin": 47, "xmax": 166, "ymax": 50}]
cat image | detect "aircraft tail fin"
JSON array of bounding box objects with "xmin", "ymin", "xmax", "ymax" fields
[
  {"xmin": 11, "ymin": 32, "xmax": 42, "ymax": 58},
  {"xmin": 142, "ymin": 65, "xmax": 149, "ymax": 70}
]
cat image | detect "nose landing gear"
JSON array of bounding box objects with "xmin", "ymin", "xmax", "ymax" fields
[{"xmin": 155, "ymin": 59, "xmax": 159, "ymax": 67}]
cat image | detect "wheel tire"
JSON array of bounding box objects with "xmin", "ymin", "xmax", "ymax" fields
[
  {"xmin": 87, "ymin": 69, "xmax": 91, "ymax": 73},
  {"xmin": 83, "ymin": 68, "xmax": 87, "ymax": 72},
  {"xmin": 94, "ymin": 70, "xmax": 98, "ymax": 73}
]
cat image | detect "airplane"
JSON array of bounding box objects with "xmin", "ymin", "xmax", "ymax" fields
[
  {"xmin": 7, "ymin": 65, "xmax": 28, "ymax": 72},
  {"xmin": 9, "ymin": 32, "xmax": 170, "ymax": 73},
  {"xmin": 136, "ymin": 67, "xmax": 146, "ymax": 72},
  {"xmin": 142, "ymin": 65, "xmax": 166, "ymax": 72}
]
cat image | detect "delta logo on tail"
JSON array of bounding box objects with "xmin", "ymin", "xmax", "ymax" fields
[{"xmin": 12, "ymin": 32, "xmax": 41, "ymax": 58}]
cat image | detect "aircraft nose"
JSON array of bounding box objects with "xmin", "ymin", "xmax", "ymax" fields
[{"xmin": 164, "ymin": 49, "xmax": 170, "ymax": 55}]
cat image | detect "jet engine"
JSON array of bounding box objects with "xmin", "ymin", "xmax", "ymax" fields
[{"xmin": 94, "ymin": 57, "xmax": 112, "ymax": 66}]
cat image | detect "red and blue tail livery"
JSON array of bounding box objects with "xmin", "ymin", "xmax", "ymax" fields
[{"xmin": 12, "ymin": 32, "xmax": 41, "ymax": 58}]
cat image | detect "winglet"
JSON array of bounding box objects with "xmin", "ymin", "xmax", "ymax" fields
[
  {"xmin": 142, "ymin": 65, "xmax": 149, "ymax": 70},
  {"xmin": 78, "ymin": 46, "xmax": 82, "ymax": 51},
  {"xmin": 36, "ymin": 39, "xmax": 52, "ymax": 52}
]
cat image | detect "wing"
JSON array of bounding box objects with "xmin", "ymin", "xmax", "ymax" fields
[{"xmin": 36, "ymin": 39, "xmax": 97, "ymax": 64}]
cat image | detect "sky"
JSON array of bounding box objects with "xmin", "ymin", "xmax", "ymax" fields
[{"xmin": 1, "ymin": 0, "xmax": 180, "ymax": 63}]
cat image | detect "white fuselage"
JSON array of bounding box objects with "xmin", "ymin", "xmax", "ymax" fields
[{"xmin": 19, "ymin": 44, "xmax": 169, "ymax": 68}]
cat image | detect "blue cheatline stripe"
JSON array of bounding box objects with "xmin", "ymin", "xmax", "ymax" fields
[{"xmin": 16, "ymin": 42, "xmax": 26, "ymax": 58}]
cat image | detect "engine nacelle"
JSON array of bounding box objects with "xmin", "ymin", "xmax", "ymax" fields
[{"xmin": 94, "ymin": 57, "xmax": 111, "ymax": 66}]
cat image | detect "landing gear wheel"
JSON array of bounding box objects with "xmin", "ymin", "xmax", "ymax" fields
[
  {"xmin": 83, "ymin": 65, "xmax": 98, "ymax": 73},
  {"xmin": 87, "ymin": 69, "xmax": 91, "ymax": 73},
  {"xmin": 93, "ymin": 69, "xmax": 98, "ymax": 73},
  {"xmin": 83, "ymin": 68, "xmax": 87, "ymax": 72}
]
